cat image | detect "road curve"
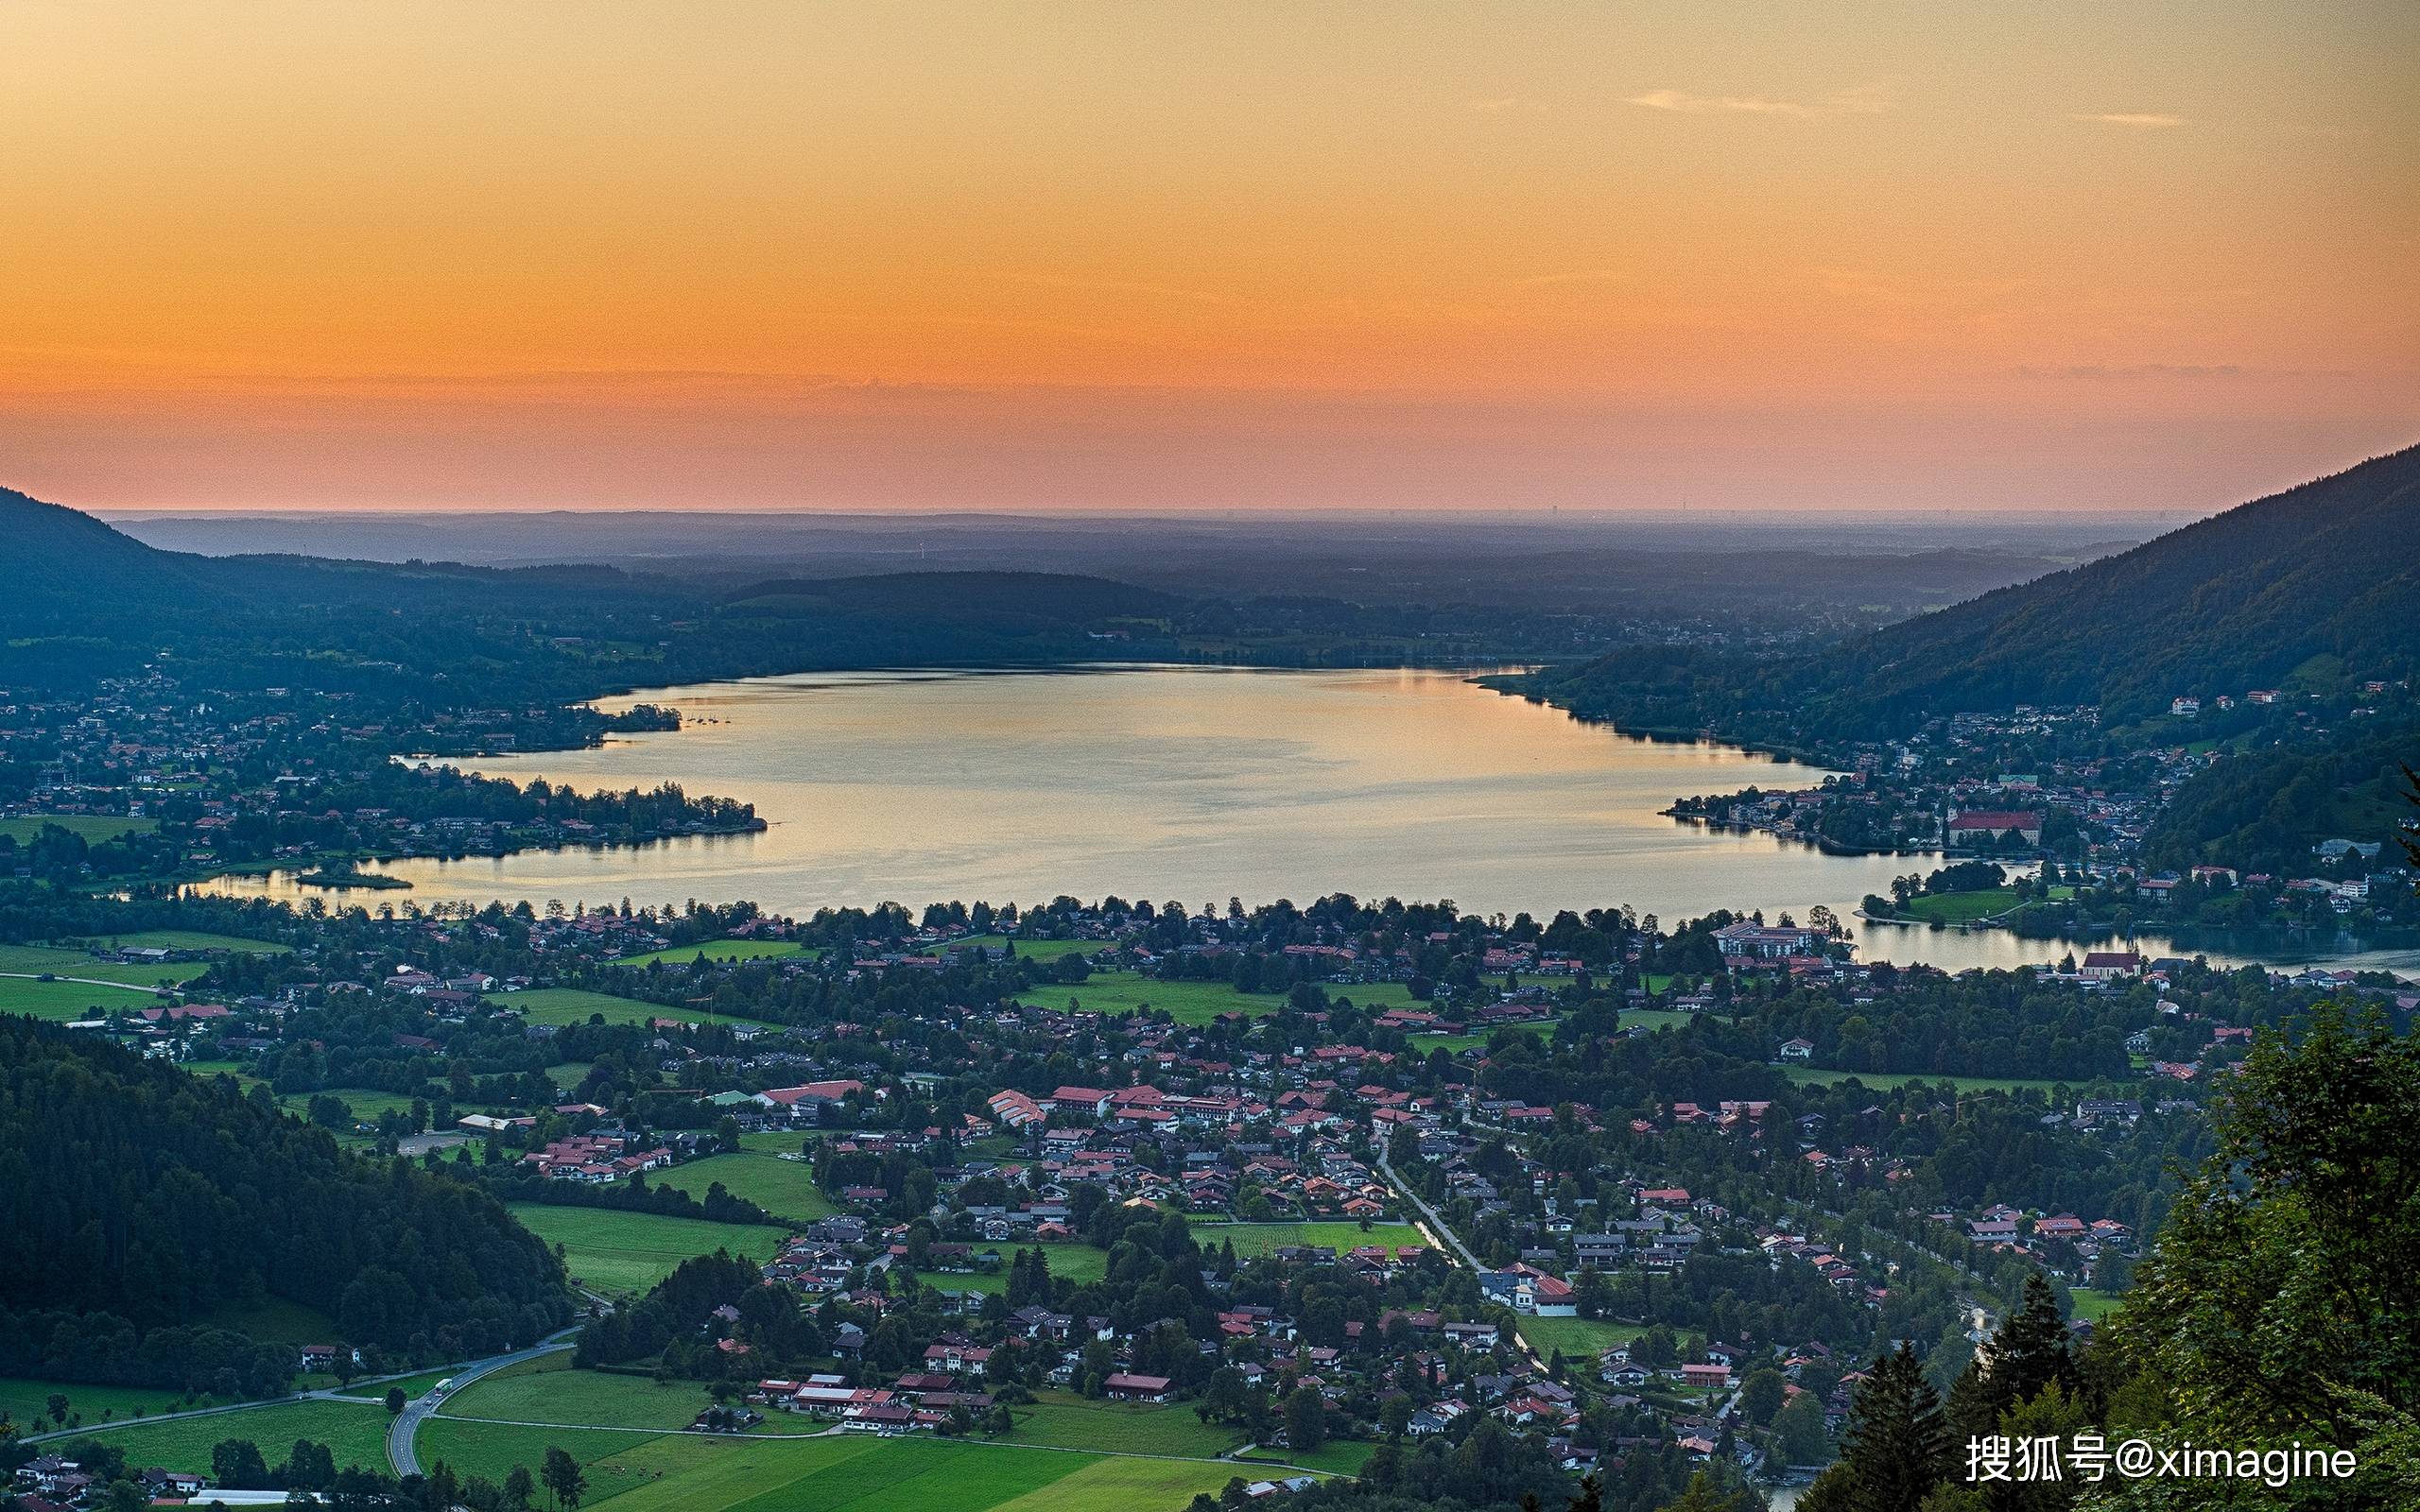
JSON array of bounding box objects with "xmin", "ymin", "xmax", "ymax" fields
[{"xmin": 389, "ymin": 1334, "xmax": 578, "ymax": 1477}]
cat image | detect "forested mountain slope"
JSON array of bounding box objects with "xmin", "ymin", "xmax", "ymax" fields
[
  {"xmin": 1522, "ymin": 443, "xmax": 2420, "ymax": 741},
  {"xmin": 1832, "ymin": 442, "xmax": 2420, "ymax": 725},
  {"xmin": 0, "ymin": 1020, "xmax": 569, "ymax": 1388}
]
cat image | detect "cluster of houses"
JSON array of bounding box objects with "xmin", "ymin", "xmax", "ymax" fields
[
  {"xmin": 519, "ymin": 1130, "xmax": 675, "ymax": 1180},
  {"xmin": 12, "ymin": 1457, "xmax": 209, "ymax": 1509}
]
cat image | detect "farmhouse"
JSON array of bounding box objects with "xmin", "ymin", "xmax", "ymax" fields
[{"xmin": 1105, "ymin": 1372, "xmax": 1173, "ymax": 1402}]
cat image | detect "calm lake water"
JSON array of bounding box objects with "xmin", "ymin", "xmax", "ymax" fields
[{"xmin": 204, "ymin": 668, "xmax": 2402, "ymax": 973}]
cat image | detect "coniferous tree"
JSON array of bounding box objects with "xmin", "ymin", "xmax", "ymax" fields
[{"xmin": 1801, "ymin": 1343, "xmax": 1948, "ymax": 1512}]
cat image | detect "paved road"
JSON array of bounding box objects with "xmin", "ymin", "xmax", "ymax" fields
[
  {"xmin": 389, "ymin": 1334, "xmax": 579, "ymax": 1477},
  {"xmin": 15, "ymin": 1362, "xmax": 480, "ymax": 1447},
  {"xmin": 1374, "ymin": 1149, "xmax": 1555, "ymax": 1374},
  {"xmin": 1374, "ymin": 1149, "xmax": 1484, "ymax": 1270},
  {"xmin": 0, "ymin": 971, "xmax": 169, "ymax": 993}
]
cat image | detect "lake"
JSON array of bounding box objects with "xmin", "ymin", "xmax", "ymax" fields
[{"xmin": 200, "ymin": 667, "xmax": 2395, "ymax": 972}]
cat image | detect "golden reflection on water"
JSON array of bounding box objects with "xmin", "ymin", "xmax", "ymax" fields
[{"xmin": 199, "ymin": 667, "xmax": 2311, "ymax": 971}]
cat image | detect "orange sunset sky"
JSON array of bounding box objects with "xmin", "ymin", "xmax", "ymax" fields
[{"xmin": 3, "ymin": 1, "xmax": 2415, "ymax": 514}]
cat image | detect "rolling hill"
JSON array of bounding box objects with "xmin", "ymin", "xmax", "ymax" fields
[
  {"xmin": 1523, "ymin": 441, "xmax": 2420, "ymax": 740},
  {"xmin": 0, "ymin": 484, "xmax": 1190, "ymax": 696},
  {"xmin": 1830, "ymin": 442, "xmax": 2420, "ymax": 725}
]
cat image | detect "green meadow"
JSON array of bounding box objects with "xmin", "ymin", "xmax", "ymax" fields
[
  {"xmin": 1010, "ymin": 971, "xmax": 1278, "ymax": 1023},
  {"xmin": 505, "ymin": 987, "xmax": 707, "ymax": 1027},
  {"xmin": 647, "ymin": 1148, "xmax": 838, "ymax": 1222},
  {"xmin": 0, "ymin": 815, "xmax": 158, "ymax": 845},
  {"xmin": 1889, "ymin": 889, "xmax": 2022, "ymax": 925},
  {"xmin": 1236, "ymin": 1438, "xmax": 1377, "ymax": 1475},
  {"xmin": 505, "ymin": 1204, "xmax": 785, "ymax": 1297},
  {"xmin": 1409, "ymin": 1016, "xmax": 1560, "ymax": 1055},
  {"xmin": 948, "ymin": 936, "xmax": 1102, "ymax": 963},
  {"xmin": 0, "ymin": 944, "xmax": 209, "ymax": 988},
  {"xmin": 1009, "ymin": 967, "xmax": 1505, "ymax": 1026},
  {"xmin": 441, "ymin": 1357, "xmax": 796, "ymax": 1435},
  {"xmin": 0, "ymin": 1377, "xmax": 199, "ymax": 1433},
  {"xmin": 0, "ymin": 976, "xmax": 165, "ymax": 1020},
  {"xmin": 418, "ymin": 1418, "xmax": 681, "ymax": 1488},
  {"xmin": 997, "ymin": 1392, "xmax": 1243, "ymax": 1457},
  {"xmin": 1623, "ymin": 1009, "xmax": 1715, "ymax": 1033},
  {"xmin": 1514, "ymin": 1314, "xmax": 1646, "ymax": 1360},
  {"xmin": 567, "ymin": 1435, "xmax": 1244, "ymax": 1512},
  {"xmin": 273, "ymin": 1087, "xmax": 426, "ymax": 1129},
  {"xmin": 915, "ymin": 1242, "xmax": 1110, "ymax": 1295},
  {"xmin": 78, "ymin": 1398, "xmax": 391, "ymax": 1476},
  {"xmin": 1187, "ymin": 1221, "xmax": 1425, "ymax": 1257},
  {"xmin": 609, "ymin": 939, "xmax": 819, "ymax": 968},
  {"xmin": 0, "ymin": 932, "xmax": 287, "ymax": 1019},
  {"xmin": 81, "ymin": 929, "xmax": 286, "ymax": 954}
]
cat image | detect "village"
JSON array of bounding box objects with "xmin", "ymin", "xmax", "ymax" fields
[
  {"xmin": 1664, "ymin": 683, "xmax": 2420, "ymax": 946},
  {"xmin": 8, "ymin": 868, "xmax": 2405, "ymax": 1512}
]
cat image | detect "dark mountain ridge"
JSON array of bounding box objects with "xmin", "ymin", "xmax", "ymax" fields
[
  {"xmin": 1833, "ymin": 443, "xmax": 2420, "ymax": 724},
  {"xmin": 1523, "ymin": 441, "xmax": 2420, "ymax": 739}
]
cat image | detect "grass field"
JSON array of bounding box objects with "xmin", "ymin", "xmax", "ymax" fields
[
  {"xmin": 0, "ymin": 943, "xmax": 214, "ymax": 988},
  {"xmin": 507, "ymin": 987, "xmax": 708, "ymax": 1027},
  {"xmin": 1010, "ymin": 967, "xmax": 1498, "ymax": 1026},
  {"xmin": 0, "ymin": 1377, "xmax": 199, "ymax": 1433},
  {"xmin": 985, "ymin": 1452, "xmax": 1260, "ymax": 1512},
  {"xmin": 82, "ymin": 929, "xmax": 285, "ymax": 954},
  {"xmin": 445, "ymin": 1358, "xmax": 735, "ymax": 1433},
  {"xmin": 1778, "ymin": 1066, "xmax": 2073, "ymax": 1094},
  {"xmin": 1237, "ymin": 1438, "xmax": 1376, "ymax": 1475},
  {"xmin": 1188, "ymin": 1221, "xmax": 1425, "ymax": 1258},
  {"xmin": 269, "ymin": 1087, "xmax": 425, "ymax": 1129},
  {"xmin": 79, "ymin": 1398, "xmax": 390, "ymax": 1475},
  {"xmin": 995, "ymin": 1392, "xmax": 1244, "ymax": 1457},
  {"xmin": 1893, "ymin": 889, "xmax": 2022, "ymax": 925},
  {"xmin": 506, "ymin": 1204, "xmax": 786, "ymax": 1297},
  {"xmin": 1010, "ymin": 971, "xmax": 1282, "ymax": 1024},
  {"xmin": 609, "ymin": 939, "xmax": 819, "ymax": 968},
  {"xmin": 0, "ymin": 976, "xmax": 166, "ymax": 1020},
  {"xmin": 735, "ymin": 1130, "xmax": 812, "ymax": 1156},
  {"xmin": 0, "ymin": 815, "xmax": 157, "ymax": 844},
  {"xmin": 919, "ymin": 1242, "xmax": 1110, "ymax": 1295},
  {"xmin": 2068, "ymin": 1287, "xmax": 2126, "ymax": 1322},
  {"xmin": 1623, "ymin": 1009, "xmax": 1715, "ymax": 1032},
  {"xmin": 1514, "ymin": 1314, "xmax": 1645, "ymax": 1360},
  {"xmin": 948, "ymin": 936, "xmax": 1101, "ymax": 963},
  {"xmin": 419, "ymin": 1418, "xmax": 687, "ymax": 1487},
  {"xmin": 581, "ymin": 1435, "xmax": 1245, "ymax": 1512},
  {"xmin": 1410, "ymin": 1016, "xmax": 1559, "ymax": 1055},
  {"xmin": 647, "ymin": 1149, "xmax": 838, "ymax": 1222}
]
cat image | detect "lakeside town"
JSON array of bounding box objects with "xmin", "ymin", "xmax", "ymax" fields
[
  {"xmin": 1662, "ymin": 681, "xmax": 2420, "ymax": 949},
  {"xmin": 7, "ymin": 871, "xmax": 2407, "ymax": 1509}
]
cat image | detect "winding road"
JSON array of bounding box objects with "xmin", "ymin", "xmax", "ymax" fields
[{"xmin": 388, "ymin": 1333, "xmax": 579, "ymax": 1477}]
